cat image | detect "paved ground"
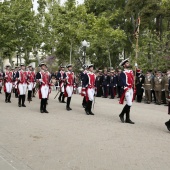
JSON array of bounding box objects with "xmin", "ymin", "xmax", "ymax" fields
[{"xmin": 0, "ymin": 91, "xmax": 169, "ymax": 170}]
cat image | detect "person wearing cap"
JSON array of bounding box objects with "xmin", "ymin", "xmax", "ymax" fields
[
  {"xmin": 144, "ymin": 70, "xmax": 154, "ymax": 104},
  {"xmin": 153, "ymin": 71, "xmax": 164, "ymax": 105},
  {"xmin": 95, "ymin": 70, "xmax": 103, "ymax": 97},
  {"xmin": 27, "ymin": 65, "xmax": 36, "ymax": 102},
  {"xmin": 3, "ymin": 65, "xmax": 13, "ymax": 103},
  {"xmin": 13, "ymin": 66, "xmax": 19, "ymax": 98},
  {"xmin": 63, "ymin": 64, "xmax": 75, "ymax": 111},
  {"xmin": 36, "ymin": 63, "xmax": 51, "ymax": 113},
  {"xmin": 119, "ymin": 59, "xmax": 135, "ymax": 124},
  {"xmin": 101, "ymin": 69, "xmax": 110, "ymax": 98},
  {"xmin": 136, "ymin": 69, "xmax": 145, "ymax": 103},
  {"xmin": 81, "ymin": 64, "xmax": 88, "ymax": 108},
  {"xmin": 82, "ymin": 64, "xmax": 96, "ymax": 115},
  {"xmin": 56, "ymin": 65, "xmax": 66, "ymax": 103},
  {"xmin": 0, "ymin": 70, "xmax": 3, "ymax": 94},
  {"xmin": 16, "ymin": 63, "xmax": 28, "ymax": 107}
]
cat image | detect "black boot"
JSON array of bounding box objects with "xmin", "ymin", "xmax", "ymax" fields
[
  {"xmin": 165, "ymin": 120, "xmax": 170, "ymax": 131},
  {"xmin": 43, "ymin": 98, "xmax": 49, "ymax": 113},
  {"xmin": 125, "ymin": 106, "xmax": 135, "ymax": 124},
  {"xmin": 89, "ymin": 101, "xmax": 94, "ymax": 115},
  {"xmin": 40, "ymin": 99, "xmax": 44, "ymax": 113},
  {"xmin": 61, "ymin": 93, "xmax": 66, "ymax": 103},
  {"xmin": 119, "ymin": 105, "xmax": 129, "ymax": 123},
  {"xmin": 18, "ymin": 95, "xmax": 22, "ymax": 107},
  {"xmin": 22, "ymin": 95, "xmax": 26, "ymax": 107},
  {"xmin": 5, "ymin": 92, "xmax": 8, "ymax": 103},
  {"xmin": 85, "ymin": 100, "xmax": 90, "ymax": 115},
  {"xmin": 84, "ymin": 101, "xmax": 90, "ymax": 115},
  {"xmin": 58, "ymin": 92, "xmax": 63, "ymax": 102},
  {"xmin": 82, "ymin": 97, "xmax": 87, "ymax": 108},
  {"xmin": 27, "ymin": 90, "xmax": 32, "ymax": 102},
  {"xmin": 15, "ymin": 89, "xmax": 18, "ymax": 98},
  {"xmin": 32, "ymin": 88, "xmax": 35, "ymax": 97},
  {"xmin": 66, "ymin": 97, "xmax": 72, "ymax": 111},
  {"xmin": 8, "ymin": 93, "xmax": 11, "ymax": 103}
]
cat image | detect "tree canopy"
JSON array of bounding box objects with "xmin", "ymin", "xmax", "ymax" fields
[{"xmin": 0, "ymin": 0, "xmax": 170, "ymax": 71}]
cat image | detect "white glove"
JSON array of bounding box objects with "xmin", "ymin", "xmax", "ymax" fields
[{"xmin": 135, "ymin": 63, "xmax": 138, "ymax": 67}]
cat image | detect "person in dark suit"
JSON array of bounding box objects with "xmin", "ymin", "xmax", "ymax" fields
[
  {"xmin": 136, "ymin": 69, "xmax": 145, "ymax": 103},
  {"xmin": 109, "ymin": 70, "xmax": 117, "ymax": 99},
  {"xmin": 101, "ymin": 70, "xmax": 110, "ymax": 98},
  {"xmin": 95, "ymin": 70, "xmax": 103, "ymax": 97}
]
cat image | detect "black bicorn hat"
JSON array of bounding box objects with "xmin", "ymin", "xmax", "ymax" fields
[
  {"xmin": 119, "ymin": 58, "xmax": 129, "ymax": 67},
  {"xmin": 66, "ymin": 64, "xmax": 72, "ymax": 68}
]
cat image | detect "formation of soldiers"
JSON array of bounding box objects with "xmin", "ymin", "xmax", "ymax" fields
[
  {"xmin": 94, "ymin": 66, "xmax": 170, "ymax": 106},
  {"xmin": 0, "ymin": 59, "xmax": 170, "ymax": 128}
]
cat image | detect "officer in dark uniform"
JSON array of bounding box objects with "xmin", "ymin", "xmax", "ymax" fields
[
  {"xmin": 101, "ymin": 70, "xmax": 110, "ymax": 98},
  {"xmin": 136, "ymin": 69, "xmax": 145, "ymax": 102},
  {"xmin": 80, "ymin": 64, "xmax": 88, "ymax": 108},
  {"xmin": 95, "ymin": 70, "xmax": 103, "ymax": 97}
]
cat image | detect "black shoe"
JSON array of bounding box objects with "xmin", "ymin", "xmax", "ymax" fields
[
  {"xmin": 119, "ymin": 114, "xmax": 124, "ymax": 123},
  {"xmin": 8, "ymin": 101, "xmax": 11, "ymax": 103},
  {"xmin": 125, "ymin": 120, "xmax": 135, "ymax": 124},
  {"xmin": 85, "ymin": 109, "xmax": 89, "ymax": 115},
  {"xmin": 22, "ymin": 104, "xmax": 26, "ymax": 107},
  {"xmin": 66, "ymin": 107, "xmax": 72, "ymax": 111},
  {"xmin": 164, "ymin": 104, "xmax": 169, "ymax": 106},
  {"xmin": 58, "ymin": 98, "xmax": 62, "ymax": 103},
  {"xmin": 18, "ymin": 104, "xmax": 21, "ymax": 107},
  {"xmin": 89, "ymin": 111, "xmax": 95, "ymax": 115},
  {"xmin": 5, "ymin": 100, "xmax": 8, "ymax": 103},
  {"xmin": 61, "ymin": 101, "xmax": 66, "ymax": 103},
  {"xmin": 40, "ymin": 110, "xmax": 44, "ymax": 113},
  {"xmin": 44, "ymin": 110, "xmax": 49, "ymax": 113},
  {"xmin": 165, "ymin": 121, "xmax": 170, "ymax": 131}
]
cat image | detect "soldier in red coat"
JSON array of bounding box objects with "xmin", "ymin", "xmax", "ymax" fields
[
  {"xmin": 82, "ymin": 64, "xmax": 96, "ymax": 115},
  {"xmin": 27, "ymin": 65, "xmax": 36, "ymax": 102},
  {"xmin": 36, "ymin": 63, "xmax": 51, "ymax": 113},
  {"xmin": 63, "ymin": 64, "xmax": 75, "ymax": 111},
  {"xmin": 119, "ymin": 59, "xmax": 135, "ymax": 124},
  {"xmin": 56, "ymin": 65, "xmax": 66, "ymax": 103},
  {"xmin": 0, "ymin": 69, "xmax": 3, "ymax": 94},
  {"xmin": 16, "ymin": 63, "xmax": 28, "ymax": 107},
  {"xmin": 3, "ymin": 65, "xmax": 13, "ymax": 103}
]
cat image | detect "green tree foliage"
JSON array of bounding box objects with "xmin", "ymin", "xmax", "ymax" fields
[{"xmin": 0, "ymin": 0, "xmax": 170, "ymax": 71}]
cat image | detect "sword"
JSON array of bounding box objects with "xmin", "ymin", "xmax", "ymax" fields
[{"xmin": 54, "ymin": 89, "xmax": 60, "ymax": 99}]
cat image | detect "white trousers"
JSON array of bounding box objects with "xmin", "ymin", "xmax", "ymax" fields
[
  {"xmin": 66, "ymin": 86, "xmax": 73, "ymax": 97},
  {"xmin": 87, "ymin": 88, "xmax": 95, "ymax": 101},
  {"xmin": 0, "ymin": 82, "xmax": 2, "ymax": 87},
  {"xmin": 125, "ymin": 88, "xmax": 133, "ymax": 106},
  {"xmin": 60, "ymin": 83, "xmax": 64, "ymax": 92},
  {"xmin": 33, "ymin": 82, "xmax": 36, "ymax": 88},
  {"xmin": 28, "ymin": 82, "xmax": 34, "ymax": 91},
  {"xmin": 41, "ymin": 85, "xmax": 49, "ymax": 99},
  {"xmin": 5, "ymin": 82, "xmax": 13, "ymax": 93},
  {"xmin": 78, "ymin": 87, "xmax": 82, "ymax": 94},
  {"xmin": 18, "ymin": 83, "xmax": 27, "ymax": 95}
]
